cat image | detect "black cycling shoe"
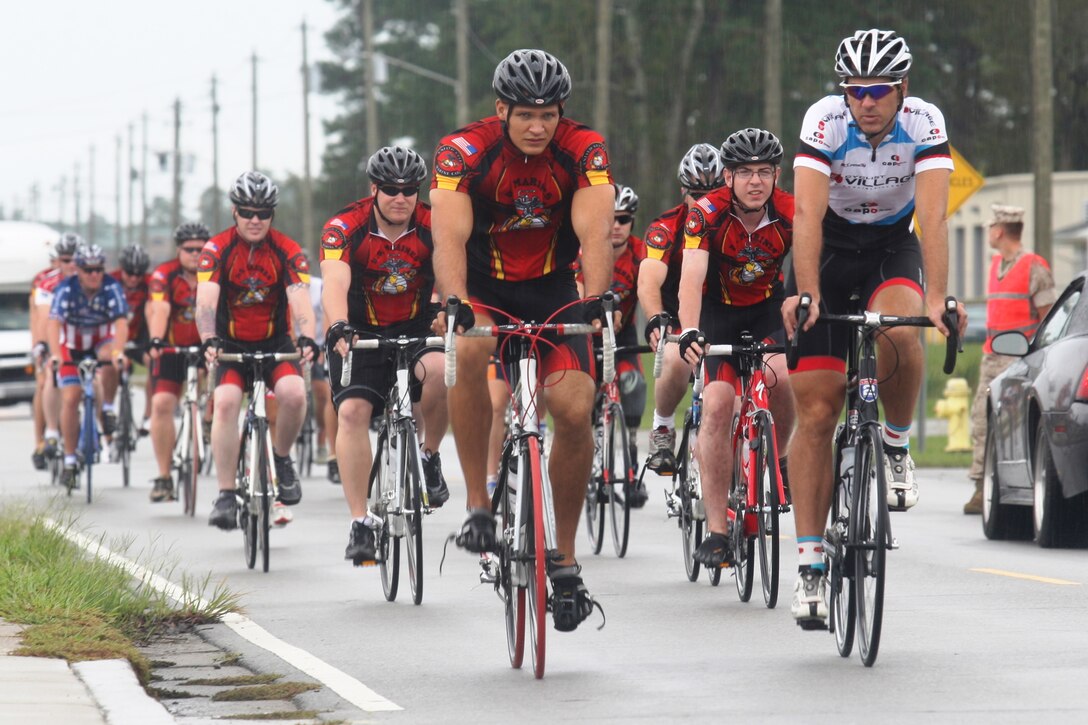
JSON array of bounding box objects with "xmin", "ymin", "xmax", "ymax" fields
[
  {"xmin": 548, "ymin": 563, "xmax": 605, "ymax": 632},
  {"xmin": 327, "ymin": 459, "xmax": 341, "ymax": 484},
  {"xmin": 456, "ymin": 509, "xmax": 496, "ymax": 553},
  {"xmin": 101, "ymin": 410, "xmax": 118, "ymax": 438},
  {"xmin": 208, "ymin": 491, "xmax": 239, "ymax": 530},
  {"xmin": 61, "ymin": 464, "xmax": 80, "ymax": 491},
  {"xmin": 626, "ymin": 480, "xmax": 649, "ymax": 509},
  {"xmin": 274, "ymin": 454, "xmax": 302, "ymax": 505},
  {"xmin": 693, "ymin": 530, "xmax": 734, "ymax": 568},
  {"xmin": 422, "ymin": 450, "xmax": 450, "ymax": 507},
  {"xmin": 345, "ymin": 520, "xmax": 378, "ymax": 566},
  {"xmin": 31, "ymin": 446, "xmax": 47, "ymax": 471}
]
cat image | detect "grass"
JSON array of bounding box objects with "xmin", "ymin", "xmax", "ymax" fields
[
  {"xmin": 909, "ymin": 434, "xmax": 972, "ymax": 468},
  {"xmin": 211, "ymin": 681, "xmax": 320, "ymax": 701},
  {"xmin": 0, "ymin": 506, "xmax": 241, "ymax": 684},
  {"xmin": 186, "ymin": 674, "xmax": 281, "ymax": 686}
]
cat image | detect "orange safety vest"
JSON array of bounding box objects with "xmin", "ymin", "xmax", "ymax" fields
[{"xmin": 985, "ymin": 252, "xmax": 1048, "ymax": 353}]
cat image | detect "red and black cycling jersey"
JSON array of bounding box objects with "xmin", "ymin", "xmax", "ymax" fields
[
  {"xmin": 110, "ymin": 269, "xmax": 149, "ymax": 342},
  {"xmin": 572, "ymin": 235, "xmax": 644, "ymax": 332},
  {"xmin": 431, "ymin": 116, "xmax": 614, "ymax": 281},
  {"xmin": 197, "ymin": 228, "xmax": 310, "ymax": 342},
  {"xmin": 148, "ymin": 258, "xmax": 199, "ymax": 345},
  {"xmin": 319, "ymin": 197, "xmax": 435, "ymax": 328},
  {"xmin": 642, "ymin": 204, "xmax": 687, "ymax": 316},
  {"xmin": 683, "ymin": 187, "xmax": 794, "ymax": 306}
]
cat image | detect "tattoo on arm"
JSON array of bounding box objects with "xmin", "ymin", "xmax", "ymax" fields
[{"xmin": 196, "ymin": 305, "xmax": 217, "ymax": 340}]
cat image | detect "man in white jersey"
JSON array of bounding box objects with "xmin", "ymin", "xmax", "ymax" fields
[{"xmin": 781, "ymin": 29, "xmax": 966, "ymax": 628}]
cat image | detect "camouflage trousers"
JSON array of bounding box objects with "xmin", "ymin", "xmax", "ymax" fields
[{"xmin": 968, "ymin": 353, "xmax": 1017, "ymax": 481}]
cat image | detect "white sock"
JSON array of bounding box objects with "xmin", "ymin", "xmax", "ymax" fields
[
  {"xmin": 652, "ymin": 412, "xmax": 674, "ymax": 430},
  {"xmin": 882, "ymin": 422, "xmax": 911, "ymax": 449}
]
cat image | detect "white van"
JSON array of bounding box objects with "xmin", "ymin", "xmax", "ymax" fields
[{"xmin": 0, "ymin": 221, "xmax": 57, "ymax": 405}]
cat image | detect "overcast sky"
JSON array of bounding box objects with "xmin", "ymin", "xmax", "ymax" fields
[{"xmin": 2, "ymin": 0, "xmax": 345, "ymax": 227}]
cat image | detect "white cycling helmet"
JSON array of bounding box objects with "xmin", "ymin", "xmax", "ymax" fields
[{"xmin": 835, "ymin": 29, "xmax": 912, "ymax": 79}]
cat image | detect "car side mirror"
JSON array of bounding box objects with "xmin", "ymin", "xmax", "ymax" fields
[{"xmin": 990, "ymin": 330, "xmax": 1030, "ymax": 356}]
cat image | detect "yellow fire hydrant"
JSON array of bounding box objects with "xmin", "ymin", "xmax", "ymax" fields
[{"xmin": 935, "ymin": 377, "xmax": 971, "ymax": 452}]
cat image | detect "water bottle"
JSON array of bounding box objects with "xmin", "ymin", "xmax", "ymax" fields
[{"xmin": 839, "ymin": 445, "xmax": 855, "ymax": 485}]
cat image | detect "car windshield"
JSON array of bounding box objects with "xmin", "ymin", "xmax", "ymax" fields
[
  {"xmin": 1035, "ymin": 288, "xmax": 1081, "ymax": 348},
  {"xmin": 0, "ymin": 292, "xmax": 30, "ymax": 332}
]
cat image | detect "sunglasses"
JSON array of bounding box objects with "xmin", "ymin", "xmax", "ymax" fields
[
  {"xmin": 80, "ymin": 266, "xmax": 105, "ymax": 274},
  {"xmin": 614, "ymin": 214, "xmax": 634, "ymax": 225},
  {"xmin": 236, "ymin": 207, "xmax": 274, "ymax": 220},
  {"xmin": 180, "ymin": 246, "xmax": 204, "ymax": 254},
  {"xmin": 687, "ymin": 190, "xmax": 708, "ymax": 201},
  {"xmin": 840, "ymin": 80, "xmax": 902, "ymax": 101},
  {"xmin": 58, "ymin": 257, "xmax": 74, "ymax": 263},
  {"xmin": 378, "ymin": 184, "xmax": 419, "ymax": 197}
]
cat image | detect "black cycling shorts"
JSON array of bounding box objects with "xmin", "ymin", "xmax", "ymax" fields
[
  {"xmin": 785, "ymin": 234, "xmax": 924, "ymax": 374},
  {"xmin": 700, "ymin": 296, "xmax": 784, "ymax": 386},
  {"xmin": 327, "ymin": 317, "xmax": 436, "ymax": 414},
  {"xmin": 214, "ymin": 336, "xmax": 302, "ymax": 391},
  {"xmin": 151, "ymin": 352, "xmax": 205, "ymax": 397}
]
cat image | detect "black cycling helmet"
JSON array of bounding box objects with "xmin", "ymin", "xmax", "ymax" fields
[
  {"xmin": 74, "ymin": 243, "xmax": 106, "ymax": 269},
  {"xmin": 835, "ymin": 29, "xmax": 912, "ymax": 80},
  {"xmin": 54, "ymin": 232, "xmax": 83, "ymax": 258},
  {"xmin": 720, "ymin": 128, "xmax": 784, "ymax": 168},
  {"xmin": 119, "ymin": 244, "xmax": 150, "ymax": 275},
  {"xmin": 174, "ymin": 222, "xmax": 211, "ymax": 244},
  {"xmin": 493, "ymin": 49, "xmax": 572, "ymax": 107},
  {"xmin": 677, "ymin": 143, "xmax": 726, "ymax": 191},
  {"xmin": 614, "ymin": 185, "xmax": 639, "ymax": 214},
  {"xmin": 229, "ymin": 171, "xmax": 279, "ymax": 209},
  {"xmin": 366, "ymin": 146, "xmax": 429, "ymax": 185}
]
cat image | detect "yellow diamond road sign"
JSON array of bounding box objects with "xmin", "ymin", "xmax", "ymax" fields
[{"xmin": 948, "ymin": 145, "xmax": 984, "ymax": 217}]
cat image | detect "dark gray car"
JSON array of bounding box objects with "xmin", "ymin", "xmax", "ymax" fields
[{"xmin": 982, "ymin": 271, "xmax": 1088, "ymax": 547}]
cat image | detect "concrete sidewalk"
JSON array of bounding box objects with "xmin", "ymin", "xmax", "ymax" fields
[{"xmin": 0, "ymin": 621, "xmax": 172, "ymax": 725}]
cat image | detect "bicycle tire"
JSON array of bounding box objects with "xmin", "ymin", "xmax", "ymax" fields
[
  {"xmin": 497, "ymin": 445, "xmax": 525, "ymax": 669},
  {"xmin": 754, "ymin": 411, "xmax": 780, "ymax": 608},
  {"xmin": 677, "ymin": 425, "xmax": 702, "ymax": 582},
  {"xmin": 607, "ymin": 404, "xmax": 632, "ymax": 558},
  {"xmin": 296, "ymin": 406, "xmax": 314, "ymax": 478},
  {"xmin": 854, "ymin": 424, "xmax": 888, "ymax": 667},
  {"xmin": 525, "ymin": 436, "xmax": 548, "ymax": 679},
  {"xmin": 186, "ymin": 401, "xmax": 201, "ymax": 517},
  {"xmin": 82, "ymin": 394, "xmax": 97, "ymax": 504},
  {"xmin": 584, "ymin": 423, "xmax": 605, "ymax": 555},
  {"xmin": 403, "ymin": 426, "xmax": 425, "ymax": 605},
  {"xmin": 369, "ymin": 431, "xmax": 399, "ymax": 601},
  {"xmin": 119, "ymin": 378, "xmax": 133, "ymax": 488},
  {"xmin": 730, "ymin": 422, "xmax": 754, "ymax": 602},
  {"xmin": 238, "ymin": 424, "xmax": 257, "ymax": 570},
  {"xmin": 256, "ymin": 420, "xmax": 272, "ymax": 573},
  {"xmin": 828, "ymin": 429, "xmax": 856, "ymax": 656}
]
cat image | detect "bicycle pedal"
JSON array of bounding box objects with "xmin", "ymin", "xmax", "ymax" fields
[
  {"xmin": 797, "ymin": 619, "xmax": 828, "ymax": 631},
  {"xmin": 352, "ymin": 558, "xmax": 378, "ymax": 568}
]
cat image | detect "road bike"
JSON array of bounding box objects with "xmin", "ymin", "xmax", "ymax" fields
[
  {"xmin": 112, "ymin": 358, "xmax": 139, "ymax": 488},
  {"xmin": 585, "ymin": 343, "xmax": 650, "ymax": 558},
  {"xmin": 451, "ymin": 303, "xmax": 612, "ymax": 680},
  {"xmin": 72, "ymin": 357, "xmax": 105, "ymax": 503},
  {"xmin": 295, "ymin": 382, "xmax": 315, "ymax": 478},
  {"xmin": 162, "ymin": 346, "xmax": 205, "ymax": 517},
  {"xmin": 217, "ymin": 350, "xmax": 301, "ymax": 573},
  {"xmin": 341, "ymin": 330, "xmax": 443, "ymax": 605},
  {"xmin": 787, "ymin": 293, "xmax": 960, "ymax": 666}
]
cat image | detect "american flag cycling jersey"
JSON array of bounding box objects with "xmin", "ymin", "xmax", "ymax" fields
[{"xmin": 49, "ymin": 274, "xmax": 129, "ymax": 350}]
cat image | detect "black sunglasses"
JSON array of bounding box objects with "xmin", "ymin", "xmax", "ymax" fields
[
  {"xmin": 179, "ymin": 246, "xmax": 205, "ymax": 254},
  {"xmin": 80, "ymin": 266, "xmax": 105, "ymax": 274},
  {"xmin": 236, "ymin": 207, "xmax": 274, "ymax": 220},
  {"xmin": 614, "ymin": 214, "xmax": 634, "ymax": 225},
  {"xmin": 378, "ymin": 184, "xmax": 419, "ymax": 198},
  {"xmin": 687, "ymin": 190, "xmax": 708, "ymax": 200}
]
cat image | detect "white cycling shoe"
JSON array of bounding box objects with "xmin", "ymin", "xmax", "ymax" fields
[
  {"xmin": 885, "ymin": 448, "xmax": 918, "ymax": 511},
  {"xmin": 791, "ymin": 569, "xmax": 829, "ymax": 630}
]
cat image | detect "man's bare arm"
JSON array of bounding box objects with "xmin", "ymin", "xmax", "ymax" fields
[
  {"xmin": 195, "ymin": 280, "xmax": 220, "ymax": 342},
  {"xmin": 571, "ymin": 184, "xmax": 615, "ymax": 298},
  {"xmin": 286, "ymin": 283, "xmax": 315, "ymax": 340},
  {"xmin": 430, "ymin": 188, "xmax": 474, "ymax": 302},
  {"xmin": 783, "ymin": 166, "xmax": 830, "ymax": 335}
]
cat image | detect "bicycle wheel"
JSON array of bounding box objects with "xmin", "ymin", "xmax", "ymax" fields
[
  {"xmin": 606, "ymin": 405, "xmax": 632, "ymax": 558},
  {"xmin": 829, "ymin": 430, "xmax": 856, "ymax": 656},
  {"xmin": 296, "ymin": 407, "xmax": 314, "ymax": 478},
  {"xmin": 255, "ymin": 420, "xmax": 272, "ymax": 573},
  {"xmin": 584, "ymin": 422, "xmax": 605, "ymax": 555},
  {"xmin": 237, "ymin": 425, "xmax": 257, "ymax": 570},
  {"xmin": 854, "ymin": 425, "xmax": 888, "ymax": 667},
  {"xmin": 730, "ymin": 422, "xmax": 754, "ymax": 602},
  {"xmin": 82, "ymin": 396, "xmax": 97, "ymax": 504},
  {"xmin": 677, "ymin": 425, "xmax": 702, "ymax": 582},
  {"xmin": 525, "ymin": 437, "xmax": 548, "ymax": 679},
  {"xmin": 402, "ymin": 426, "xmax": 425, "ymax": 605},
  {"xmin": 184, "ymin": 402, "xmax": 201, "ymax": 517},
  {"xmin": 368, "ymin": 431, "xmax": 399, "ymax": 601},
  {"xmin": 119, "ymin": 379, "xmax": 133, "ymax": 488},
  {"xmin": 753, "ymin": 411, "xmax": 780, "ymax": 608},
  {"xmin": 497, "ymin": 445, "xmax": 525, "ymax": 669}
]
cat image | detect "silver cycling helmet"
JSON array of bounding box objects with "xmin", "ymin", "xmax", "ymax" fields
[
  {"xmin": 835, "ymin": 29, "xmax": 912, "ymax": 79},
  {"xmin": 119, "ymin": 244, "xmax": 150, "ymax": 275},
  {"xmin": 229, "ymin": 171, "xmax": 279, "ymax": 209},
  {"xmin": 74, "ymin": 243, "xmax": 106, "ymax": 269},
  {"xmin": 54, "ymin": 232, "xmax": 83, "ymax": 258},
  {"xmin": 174, "ymin": 222, "xmax": 211, "ymax": 244},
  {"xmin": 614, "ymin": 185, "xmax": 639, "ymax": 214},
  {"xmin": 677, "ymin": 143, "xmax": 726, "ymax": 191},
  {"xmin": 366, "ymin": 146, "xmax": 429, "ymax": 185}
]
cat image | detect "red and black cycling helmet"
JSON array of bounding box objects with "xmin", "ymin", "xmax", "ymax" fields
[{"xmin": 492, "ymin": 49, "xmax": 572, "ymax": 107}]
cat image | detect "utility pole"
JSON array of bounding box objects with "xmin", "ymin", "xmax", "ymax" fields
[
  {"xmin": 301, "ymin": 20, "xmax": 315, "ymax": 258},
  {"xmin": 73, "ymin": 162, "xmax": 81, "ymax": 236},
  {"xmin": 251, "ymin": 51, "xmax": 259, "ymax": 170},
  {"xmin": 764, "ymin": 0, "xmax": 782, "ymax": 136},
  {"xmin": 88, "ymin": 145, "xmax": 96, "ymax": 244},
  {"xmin": 57, "ymin": 176, "xmax": 66, "ymax": 229},
  {"xmin": 211, "ymin": 75, "xmax": 222, "ymax": 231},
  {"xmin": 1032, "ymin": 0, "xmax": 1054, "ymax": 263},
  {"xmin": 140, "ymin": 112, "xmax": 148, "ymax": 245},
  {"xmin": 127, "ymin": 123, "xmax": 135, "ymax": 244},
  {"xmin": 29, "ymin": 183, "xmax": 40, "ymax": 221},
  {"xmin": 114, "ymin": 135, "xmax": 122, "ymax": 254},
  {"xmin": 359, "ymin": 0, "xmax": 379, "ymax": 152},
  {"xmin": 594, "ymin": 0, "xmax": 613, "ymax": 137},
  {"xmin": 172, "ymin": 98, "xmax": 182, "ymax": 232},
  {"xmin": 454, "ymin": 0, "xmax": 469, "ymax": 127}
]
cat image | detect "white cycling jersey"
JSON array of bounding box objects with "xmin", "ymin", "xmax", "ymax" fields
[{"xmin": 794, "ymin": 94, "xmax": 953, "ymax": 247}]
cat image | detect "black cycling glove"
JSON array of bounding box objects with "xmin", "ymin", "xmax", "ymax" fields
[{"xmin": 677, "ymin": 328, "xmax": 705, "ymax": 360}]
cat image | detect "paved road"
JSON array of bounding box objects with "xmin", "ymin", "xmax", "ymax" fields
[{"xmin": 3, "ymin": 401, "xmax": 1087, "ymax": 723}]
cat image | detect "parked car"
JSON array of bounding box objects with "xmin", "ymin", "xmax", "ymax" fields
[
  {"xmin": 982, "ymin": 271, "xmax": 1088, "ymax": 547},
  {"xmin": 0, "ymin": 222, "xmax": 55, "ymax": 406}
]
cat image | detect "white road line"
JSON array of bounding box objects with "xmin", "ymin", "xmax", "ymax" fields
[
  {"xmin": 46, "ymin": 519, "xmax": 402, "ymax": 713},
  {"xmin": 970, "ymin": 567, "xmax": 1081, "ymax": 586}
]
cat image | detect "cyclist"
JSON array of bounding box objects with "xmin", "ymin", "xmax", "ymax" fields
[
  {"xmin": 145, "ymin": 223, "xmax": 209, "ymax": 502},
  {"xmin": 320, "ymin": 145, "xmax": 450, "ymax": 566},
  {"xmin": 781, "ymin": 29, "xmax": 966, "ymax": 626},
  {"xmin": 30, "ymin": 233, "xmax": 80, "ymax": 469},
  {"xmin": 306, "ymin": 273, "xmax": 338, "ymax": 483},
  {"xmin": 639, "ymin": 143, "xmax": 725, "ymax": 476},
  {"xmin": 677, "ymin": 128, "xmax": 796, "ymax": 568},
  {"xmin": 110, "ymin": 243, "xmax": 152, "ymax": 439},
  {"xmin": 431, "ymin": 48, "xmax": 615, "ymax": 632},
  {"xmin": 577, "ymin": 184, "xmax": 648, "ymax": 505},
  {"xmin": 47, "ymin": 244, "xmax": 129, "ymax": 489},
  {"xmin": 197, "ymin": 171, "xmax": 316, "ymax": 530}
]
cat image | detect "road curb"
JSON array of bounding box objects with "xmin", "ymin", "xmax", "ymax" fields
[{"xmin": 73, "ymin": 659, "xmax": 174, "ymax": 725}]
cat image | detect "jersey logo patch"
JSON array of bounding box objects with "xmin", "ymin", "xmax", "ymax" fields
[
  {"xmin": 330, "ymin": 218, "xmax": 349, "ymax": 231},
  {"xmin": 685, "ymin": 208, "xmax": 706, "ymax": 236},
  {"xmin": 322, "ymin": 227, "xmax": 347, "ymax": 250},
  {"xmin": 500, "ymin": 185, "xmax": 549, "ymax": 231},
  {"xmin": 646, "ymin": 227, "xmax": 670, "ymax": 250},
  {"xmin": 373, "ymin": 256, "xmax": 417, "ymax": 295},
  {"xmin": 235, "ymin": 276, "xmax": 270, "ymax": 307},
  {"xmin": 452, "ymin": 137, "xmax": 477, "ymax": 156},
  {"xmin": 435, "ymin": 145, "xmax": 466, "ymax": 177},
  {"xmin": 730, "ymin": 241, "xmax": 773, "ymax": 286},
  {"xmin": 696, "ymin": 197, "xmax": 717, "ymax": 214},
  {"xmin": 580, "ymin": 143, "xmax": 609, "ymax": 173}
]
